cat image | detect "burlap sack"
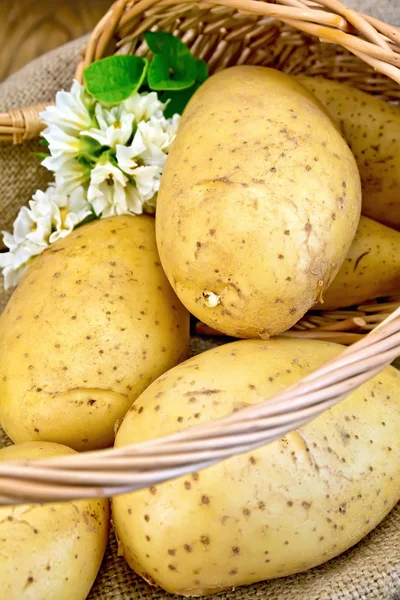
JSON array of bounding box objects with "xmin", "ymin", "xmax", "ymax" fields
[{"xmin": 0, "ymin": 32, "xmax": 399, "ymax": 600}]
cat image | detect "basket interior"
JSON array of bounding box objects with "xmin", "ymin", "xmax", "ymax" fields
[{"xmin": 96, "ymin": 6, "xmax": 400, "ymax": 102}]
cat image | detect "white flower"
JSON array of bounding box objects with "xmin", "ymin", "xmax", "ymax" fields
[
  {"xmin": 40, "ymin": 80, "xmax": 93, "ymax": 135},
  {"xmin": 116, "ymin": 143, "xmax": 162, "ymax": 204},
  {"xmin": 42, "ymin": 154, "xmax": 91, "ymax": 195},
  {"xmin": 0, "ymin": 251, "xmax": 17, "ymax": 289},
  {"xmin": 1, "ymin": 231, "xmax": 18, "ymax": 252},
  {"xmin": 50, "ymin": 158, "xmax": 91, "ymax": 195},
  {"xmin": 122, "ymin": 92, "xmax": 165, "ymax": 122},
  {"xmin": 6, "ymin": 205, "xmax": 50, "ymax": 251},
  {"xmin": 141, "ymin": 115, "xmax": 180, "ymax": 163},
  {"xmin": 84, "ymin": 104, "xmax": 134, "ymax": 147},
  {"xmin": 0, "ymin": 184, "xmax": 93, "ymax": 289},
  {"xmin": 115, "ymin": 112, "xmax": 179, "ymax": 209},
  {"xmin": 116, "ymin": 112, "xmax": 178, "ymax": 181},
  {"xmin": 1, "ymin": 82, "xmax": 184, "ymax": 290},
  {"xmin": 87, "ymin": 159, "xmax": 147, "ymax": 217},
  {"xmin": 41, "ymin": 115, "xmax": 91, "ymax": 194},
  {"xmin": 117, "ymin": 148, "xmax": 162, "ymax": 206},
  {"xmin": 12, "ymin": 206, "xmax": 40, "ymax": 244},
  {"xmin": 48, "ymin": 186, "xmax": 93, "ymax": 243},
  {"xmin": 116, "ymin": 142, "xmax": 144, "ymax": 175},
  {"xmin": 166, "ymin": 113, "xmax": 181, "ymax": 139},
  {"xmin": 117, "ymin": 113, "xmax": 179, "ymax": 173},
  {"xmin": 41, "ymin": 124, "xmax": 81, "ymax": 169},
  {"xmin": 40, "ymin": 81, "xmax": 95, "ymax": 190},
  {"xmin": 134, "ymin": 165, "xmax": 162, "ymax": 201},
  {"xmin": 0, "ymin": 242, "xmax": 39, "ymax": 290},
  {"xmin": 0, "ymin": 205, "xmax": 49, "ymax": 290},
  {"xmin": 133, "ymin": 120, "xmax": 169, "ymax": 167},
  {"xmin": 60, "ymin": 185, "xmax": 92, "ymax": 223},
  {"xmin": 38, "ymin": 79, "xmax": 181, "ymax": 213},
  {"xmin": 88, "ymin": 161, "xmax": 129, "ymax": 217}
]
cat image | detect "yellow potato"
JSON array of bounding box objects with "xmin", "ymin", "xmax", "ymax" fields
[
  {"xmin": 113, "ymin": 338, "xmax": 400, "ymax": 596},
  {"xmin": 156, "ymin": 66, "xmax": 361, "ymax": 338},
  {"xmin": 0, "ymin": 441, "xmax": 109, "ymax": 600},
  {"xmin": 0, "ymin": 215, "xmax": 189, "ymax": 451},
  {"xmin": 298, "ymin": 76, "xmax": 400, "ymax": 229},
  {"xmin": 318, "ymin": 215, "xmax": 400, "ymax": 310}
]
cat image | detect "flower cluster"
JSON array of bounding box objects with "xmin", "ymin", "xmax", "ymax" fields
[
  {"xmin": 40, "ymin": 81, "xmax": 179, "ymax": 215},
  {"xmin": 0, "ymin": 185, "xmax": 91, "ymax": 289},
  {"xmin": 0, "ymin": 81, "xmax": 180, "ymax": 289}
]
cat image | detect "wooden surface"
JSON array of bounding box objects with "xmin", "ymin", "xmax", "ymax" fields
[{"xmin": 0, "ymin": 0, "xmax": 112, "ymax": 81}]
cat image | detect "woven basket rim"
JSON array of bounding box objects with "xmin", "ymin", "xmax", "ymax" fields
[
  {"xmin": 0, "ymin": 0, "xmax": 399, "ymax": 505},
  {"xmin": 1, "ymin": 0, "xmax": 400, "ymax": 143}
]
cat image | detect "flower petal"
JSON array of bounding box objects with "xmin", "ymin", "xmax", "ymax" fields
[
  {"xmin": 123, "ymin": 92, "xmax": 165, "ymax": 121},
  {"xmin": 40, "ymin": 80, "xmax": 93, "ymax": 134}
]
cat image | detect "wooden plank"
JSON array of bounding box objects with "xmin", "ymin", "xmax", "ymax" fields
[{"xmin": 0, "ymin": 0, "xmax": 112, "ymax": 81}]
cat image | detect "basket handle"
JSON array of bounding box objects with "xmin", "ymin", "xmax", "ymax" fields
[
  {"xmin": 0, "ymin": 104, "xmax": 52, "ymax": 144},
  {"xmin": 0, "ymin": 305, "xmax": 398, "ymax": 504}
]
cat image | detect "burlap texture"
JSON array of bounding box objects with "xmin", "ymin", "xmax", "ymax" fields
[{"xmin": 0, "ymin": 27, "xmax": 399, "ymax": 600}]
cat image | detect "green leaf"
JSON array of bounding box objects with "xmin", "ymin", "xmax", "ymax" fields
[
  {"xmin": 144, "ymin": 32, "xmax": 208, "ymax": 112},
  {"xmin": 145, "ymin": 31, "xmax": 197, "ymax": 91},
  {"xmin": 161, "ymin": 81, "xmax": 202, "ymax": 118},
  {"xmin": 83, "ymin": 55, "xmax": 148, "ymax": 105},
  {"xmin": 33, "ymin": 151, "xmax": 50, "ymax": 161},
  {"xmin": 39, "ymin": 139, "xmax": 49, "ymax": 147},
  {"xmin": 196, "ymin": 59, "xmax": 208, "ymax": 83},
  {"xmin": 148, "ymin": 54, "xmax": 195, "ymax": 90}
]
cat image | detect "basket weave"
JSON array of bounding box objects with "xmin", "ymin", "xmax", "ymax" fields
[{"xmin": 0, "ymin": 1, "xmax": 399, "ymax": 599}]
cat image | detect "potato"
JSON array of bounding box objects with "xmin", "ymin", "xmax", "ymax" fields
[
  {"xmin": 317, "ymin": 215, "xmax": 400, "ymax": 310},
  {"xmin": 0, "ymin": 441, "xmax": 109, "ymax": 600},
  {"xmin": 298, "ymin": 76, "xmax": 400, "ymax": 230},
  {"xmin": 0, "ymin": 215, "xmax": 189, "ymax": 451},
  {"xmin": 156, "ymin": 66, "xmax": 361, "ymax": 338},
  {"xmin": 112, "ymin": 338, "xmax": 400, "ymax": 596}
]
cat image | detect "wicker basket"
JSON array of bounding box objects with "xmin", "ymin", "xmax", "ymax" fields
[
  {"xmin": 0, "ymin": 1, "xmax": 399, "ymax": 599},
  {"xmin": 1, "ymin": 0, "xmax": 400, "ymax": 342}
]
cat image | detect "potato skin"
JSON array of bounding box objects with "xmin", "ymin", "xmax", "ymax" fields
[
  {"xmin": 0, "ymin": 442, "xmax": 109, "ymax": 600},
  {"xmin": 0, "ymin": 215, "xmax": 189, "ymax": 450},
  {"xmin": 113, "ymin": 338, "xmax": 400, "ymax": 596},
  {"xmin": 317, "ymin": 215, "xmax": 400, "ymax": 310},
  {"xmin": 156, "ymin": 66, "xmax": 361, "ymax": 338},
  {"xmin": 298, "ymin": 76, "xmax": 400, "ymax": 230}
]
